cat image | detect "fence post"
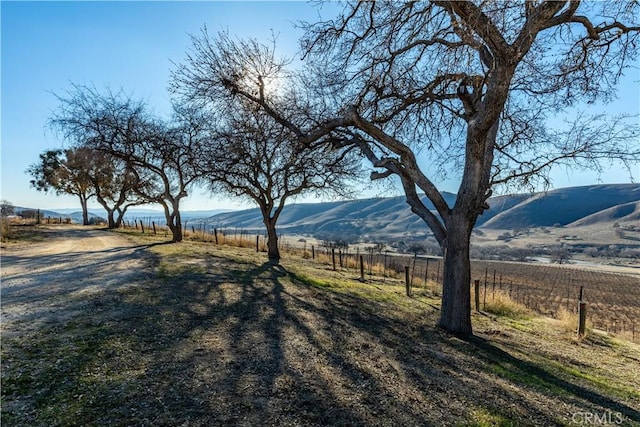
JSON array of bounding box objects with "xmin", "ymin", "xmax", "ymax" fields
[
  {"xmin": 256, "ymin": 235, "xmax": 260, "ymax": 252},
  {"xmin": 339, "ymin": 250, "xmax": 343, "ymax": 268},
  {"xmin": 425, "ymin": 258, "xmax": 430, "ymax": 288},
  {"xmin": 332, "ymin": 248, "xmax": 336, "ymax": 271},
  {"xmin": 214, "ymin": 228, "xmax": 219, "ymax": 244},
  {"xmin": 405, "ymin": 266, "xmax": 411, "ymax": 297},
  {"xmin": 360, "ymin": 255, "xmax": 364, "ymax": 281},
  {"xmin": 578, "ymin": 286, "xmax": 587, "ymax": 337},
  {"xmin": 152, "ymin": 221, "xmax": 157, "ymax": 236},
  {"xmin": 492, "ymin": 270, "xmax": 496, "ymax": 300},
  {"xmin": 483, "ymin": 278, "xmax": 487, "ymax": 310},
  {"xmin": 312, "ymin": 245, "xmax": 315, "ymax": 259},
  {"xmin": 140, "ymin": 221, "xmax": 145, "ymax": 234},
  {"xmin": 474, "ymin": 280, "xmax": 480, "ymax": 312}
]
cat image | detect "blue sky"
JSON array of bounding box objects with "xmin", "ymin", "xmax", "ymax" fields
[{"xmin": 2, "ymin": 1, "xmax": 639, "ymax": 212}]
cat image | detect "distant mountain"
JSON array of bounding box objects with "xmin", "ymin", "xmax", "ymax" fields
[
  {"xmin": 203, "ymin": 184, "xmax": 640, "ymax": 239},
  {"xmin": 481, "ymin": 184, "xmax": 640, "ymax": 229},
  {"xmin": 123, "ymin": 209, "xmax": 232, "ymax": 222},
  {"xmin": 568, "ymin": 201, "xmax": 640, "ymax": 227},
  {"xmin": 204, "ymin": 193, "xmax": 459, "ymax": 238},
  {"xmin": 14, "ymin": 207, "xmax": 66, "ymax": 219},
  {"xmin": 14, "ymin": 206, "xmax": 231, "ymax": 225}
]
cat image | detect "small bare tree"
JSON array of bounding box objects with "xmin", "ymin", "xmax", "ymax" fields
[
  {"xmin": 195, "ymin": 97, "xmax": 360, "ymax": 262},
  {"xmin": 172, "ymin": 31, "xmax": 362, "ymax": 261},
  {"xmin": 0, "ymin": 200, "xmax": 15, "ymax": 217},
  {"xmin": 88, "ymin": 151, "xmax": 146, "ymax": 228},
  {"xmin": 49, "ymin": 85, "xmax": 203, "ymax": 242}
]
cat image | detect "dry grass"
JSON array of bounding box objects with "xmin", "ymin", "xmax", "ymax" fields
[
  {"xmin": 2, "ymin": 227, "xmax": 639, "ymax": 426},
  {"xmin": 1, "ymin": 217, "xmax": 14, "ymax": 242},
  {"xmin": 483, "ymin": 290, "xmax": 532, "ymax": 319}
]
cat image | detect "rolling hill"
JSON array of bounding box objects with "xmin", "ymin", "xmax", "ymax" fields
[
  {"xmin": 480, "ymin": 184, "xmax": 640, "ymax": 229},
  {"xmin": 204, "ymin": 184, "xmax": 640, "ymax": 239}
]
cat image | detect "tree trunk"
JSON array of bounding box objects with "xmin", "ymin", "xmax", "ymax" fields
[
  {"xmin": 265, "ymin": 219, "xmax": 280, "ymax": 262},
  {"xmin": 106, "ymin": 209, "xmax": 116, "ymax": 228},
  {"xmin": 172, "ymin": 203, "xmax": 183, "ymax": 242},
  {"xmin": 167, "ymin": 218, "xmax": 183, "ymax": 242},
  {"xmin": 79, "ymin": 195, "xmax": 90, "ymax": 226},
  {"xmin": 160, "ymin": 200, "xmax": 183, "ymax": 242},
  {"xmin": 437, "ymin": 213, "xmax": 473, "ymax": 336},
  {"xmin": 114, "ymin": 206, "xmax": 127, "ymax": 228}
]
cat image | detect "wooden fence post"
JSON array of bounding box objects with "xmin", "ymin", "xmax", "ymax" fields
[
  {"xmin": 152, "ymin": 221, "xmax": 156, "ymax": 236},
  {"xmin": 405, "ymin": 266, "xmax": 412, "ymax": 297},
  {"xmin": 214, "ymin": 228, "xmax": 219, "ymax": 244},
  {"xmin": 492, "ymin": 270, "xmax": 496, "ymax": 300},
  {"xmin": 359, "ymin": 255, "xmax": 364, "ymax": 281},
  {"xmin": 256, "ymin": 235, "xmax": 260, "ymax": 252},
  {"xmin": 332, "ymin": 248, "xmax": 336, "ymax": 271},
  {"xmin": 383, "ymin": 251, "xmax": 388, "ymax": 282},
  {"xmin": 312, "ymin": 245, "xmax": 315, "ymax": 259},
  {"xmin": 483, "ymin": 278, "xmax": 487, "ymax": 310},
  {"xmin": 578, "ymin": 286, "xmax": 587, "ymax": 337},
  {"xmin": 474, "ymin": 280, "xmax": 480, "ymax": 312}
]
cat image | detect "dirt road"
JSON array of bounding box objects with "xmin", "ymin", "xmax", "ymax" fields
[{"xmin": 1, "ymin": 225, "xmax": 154, "ymax": 337}]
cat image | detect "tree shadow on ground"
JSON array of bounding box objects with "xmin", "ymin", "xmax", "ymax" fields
[{"xmin": 2, "ymin": 254, "xmax": 639, "ymax": 426}]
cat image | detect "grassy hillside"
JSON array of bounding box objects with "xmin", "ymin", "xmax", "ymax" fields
[
  {"xmin": 2, "ymin": 228, "xmax": 639, "ymax": 426},
  {"xmin": 204, "ymin": 184, "xmax": 640, "ymax": 239},
  {"xmin": 569, "ymin": 201, "xmax": 640, "ymax": 227},
  {"xmin": 482, "ymin": 184, "xmax": 640, "ymax": 229}
]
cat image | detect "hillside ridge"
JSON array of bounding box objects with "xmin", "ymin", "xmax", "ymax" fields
[{"xmin": 205, "ymin": 183, "xmax": 640, "ymax": 238}]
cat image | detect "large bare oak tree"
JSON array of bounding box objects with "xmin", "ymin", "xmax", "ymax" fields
[
  {"xmin": 174, "ymin": 1, "xmax": 639, "ymax": 335},
  {"xmin": 298, "ymin": 0, "xmax": 639, "ymax": 335}
]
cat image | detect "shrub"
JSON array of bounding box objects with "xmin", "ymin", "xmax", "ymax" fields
[
  {"xmin": 555, "ymin": 307, "xmax": 591, "ymax": 337},
  {"xmin": 1, "ymin": 218, "xmax": 15, "ymax": 242},
  {"xmin": 483, "ymin": 290, "xmax": 531, "ymax": 319}
]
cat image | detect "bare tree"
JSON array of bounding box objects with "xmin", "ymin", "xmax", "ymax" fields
[
  {"xmin": 195, "ymin": 96, "xmax": 360, "ymax": 262},
  {"xmin": 27, "ymin": 148, "xmax": 95, "ymax": 225},
  {"xmin": 49, "ymin": 85, "xmax": 203, "ymax": 242},
  {"xmin": 88, "ymin": 151, "xmax": 146, "ymax": 228},
  {"xmin": 174, "ymin": 2, "xmax": 639, "ymax": 335},
  {"xmin": 0, "ymin": 200, "xmax": 15, "ymax": 217},
  {"xmin": 550, "ymin": 245, "xmax": 572, "ymax": 264}
]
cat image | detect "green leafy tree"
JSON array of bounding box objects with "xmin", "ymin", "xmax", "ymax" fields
[{"xmin": 27, "ymin": 148, "xmax": 95, "ymax": 225}]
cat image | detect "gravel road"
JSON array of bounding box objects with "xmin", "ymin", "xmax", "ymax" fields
[{"xmin": 1, "ymin": 225, "xmax": 154, "ymax": 337}]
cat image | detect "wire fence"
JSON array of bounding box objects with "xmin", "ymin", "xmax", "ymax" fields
[{"xmin": 121, "ymin": 219, "xmax": 640, "ymax": 343}]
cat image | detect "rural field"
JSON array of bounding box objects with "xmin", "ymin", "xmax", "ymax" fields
[{"xmin": 1, "ymin": 225, "xmax": 639, "ymax": 426}]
